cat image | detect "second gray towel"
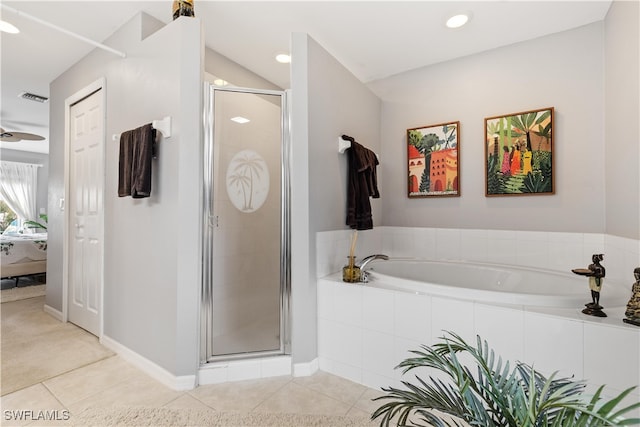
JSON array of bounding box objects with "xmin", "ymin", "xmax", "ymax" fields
[{"xmin": 118, "ymin": 123, "xmax": 156, "ymax": 198}]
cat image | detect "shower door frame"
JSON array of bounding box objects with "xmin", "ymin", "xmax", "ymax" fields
[{"xmin": 201, "ymin": 84, "xmax": 292, "ymax": 363}]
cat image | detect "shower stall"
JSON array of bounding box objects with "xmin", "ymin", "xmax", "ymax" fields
[{"xmin": 201, "ymin": 84, "xmax": 291, "ymax": 363}]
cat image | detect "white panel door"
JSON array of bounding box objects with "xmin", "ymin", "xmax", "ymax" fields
[{"xmin": 68, "ymin": 89, "xmax": 103, "ymax": 336}]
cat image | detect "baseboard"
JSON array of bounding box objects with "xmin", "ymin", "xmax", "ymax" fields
[
  {"xmin": 199, "ymin": 356, "xmax": 292, "ymax": 385},
  {"xmin": 43, "ymin": 304, "xmax": 63, "ymax": 321},
  {"xmin": 100, "ymin": 335, "xmax": 196, "ymax": 391},
  {"xmin": 293, "ymin": 357, "xmax": 319, "ymax": 377}
]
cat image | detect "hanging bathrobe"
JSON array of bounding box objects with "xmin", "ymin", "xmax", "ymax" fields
[{"xmin": 345, "ymin": 137, "xmax": 379, "ymax": 230}]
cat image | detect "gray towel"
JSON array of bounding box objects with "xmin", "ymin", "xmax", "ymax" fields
[{"xmin": 118, "ymin": 123, "xmax": 156, "ymax": 198}]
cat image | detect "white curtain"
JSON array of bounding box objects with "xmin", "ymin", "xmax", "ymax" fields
[{"xmin": 0, "ymin": 161, "xmax": 38, "ymax": 221}]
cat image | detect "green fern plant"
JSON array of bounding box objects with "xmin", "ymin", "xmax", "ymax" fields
[{"xmin": 372, "ymin": 332, "xmax": 640, "ymax": 426}]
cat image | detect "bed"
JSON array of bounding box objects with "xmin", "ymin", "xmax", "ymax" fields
[{"xmin": 1, "ymin": 233, "xmax": 47, "ymax": 286}]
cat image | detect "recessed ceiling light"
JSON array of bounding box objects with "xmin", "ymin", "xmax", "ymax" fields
[
  {"xmin": 231, "ymin": 116, "xmax": 250, "ymax": 124},
  {"xmin": 446, "ymin": 14, "xmax": 470, "ymax": 29},
  {"xmin": 0, "ymin": 20, "xmax": 20, "ymax": 34},
  {"xmin": 275, "ymin": 53, "xmax": 291, "ymax": 64},
  {"xmin": 213, "ymin": 79, "xmax": 228, "ymax": 86}
]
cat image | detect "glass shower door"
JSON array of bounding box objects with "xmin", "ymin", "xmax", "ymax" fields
[{"xmin": 202, "ymin": 86, "xmax": 290, "ymax": 361}]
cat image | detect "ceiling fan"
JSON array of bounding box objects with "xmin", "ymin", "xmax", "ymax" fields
[{"xmin": 0, "ymin": 127, "xmax": 45, "ymax": 142}]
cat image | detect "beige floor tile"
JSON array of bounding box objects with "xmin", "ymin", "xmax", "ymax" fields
[
  {"xmin": 24, "ymin": 417, "xmax": 74, "ymax": 427},
  {"xmin": 1, "ymin": 296, "xmax": 114, "ymax": 396},
  {"xmin": 1, "ymin": 296, "xmax": 422, "ymax": 427},
  {"xmin": 189, "ymin": 376, "xmax": 291, "ymax": 412},
  {"xmin": 294, "ymin": 371, "xmax": 368, "ymax": 406},
  {"xmin": 163, "ymin": 393, "xmax": 214, "ymax": 410},
  {"xmin": 353, "ymin": 387, "xmax": 388, "ymax": 414},
  {"xmin": 0, "ymin": 384, "xmax": 67, "ymax": 427},
  {"xmin": 1, "ymin": 298, "xmax": 65, "ymax": 344},
  {"xmin": 2, "ymin": 328, "xmax": 113, "ymax": 396},
  {"xmin": 43, "ymin": 356, "xmax": 142, "ymax": 406},
  {"xmin": 67, "ymin": 373, "xmax": 183, "ymax": 414},
  {"xmin": 1, "ymin": 295, "xmax": 46, "ymax": 317},
  {"xmin": 253, "ymin": 381, "xmax": 352, "ymax": 416}
]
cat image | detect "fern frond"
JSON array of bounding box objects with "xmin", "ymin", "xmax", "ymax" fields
[{"xmin": 374, "ymin": 332, "xmax": 640, "ymax": 427}]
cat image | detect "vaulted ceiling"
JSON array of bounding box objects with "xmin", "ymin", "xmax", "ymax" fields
[{"xmin": 0, "ymin": 1, "xmax": 612, "ymax": 154}]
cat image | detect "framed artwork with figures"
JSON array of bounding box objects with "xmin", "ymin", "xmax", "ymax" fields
[{"xmin": 485, "ymin": 107, "xmax": 554, "ymax": 196}]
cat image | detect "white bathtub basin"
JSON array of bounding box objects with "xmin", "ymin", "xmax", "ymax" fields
[{"xmin": 366, "ymin": 259, "xmax": 630, "ymax": 308}]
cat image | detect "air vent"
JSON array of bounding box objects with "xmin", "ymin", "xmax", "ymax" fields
[{"xmin": 19, "ymin": 92, "xmax": 48, "ymax": 103}]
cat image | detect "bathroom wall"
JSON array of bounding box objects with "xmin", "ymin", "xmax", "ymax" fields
[
  {"xmin": 0, "ymin": 149, "xmax": 49, "ymax": 218},
  {"xmin": 48, "ymin": 14, "xmax": 202, "ymax": 380},
  {"xmin": 604, "ymin": 0, "xmax": 640, "ymax": 240},
  {"xmin": 368, "ymin": 23, "xmax": 606, "ymax": 234},
  {"xmin": 205, "ymin": 48, "xmax": 281, "ymax": 91},
  {"xmin": 290, "ymin": 33, "xmax": 381, "ymax": 365},
  {"xmin": 47, "ymin": 11, "xmax": 293, "ymax": 383}
]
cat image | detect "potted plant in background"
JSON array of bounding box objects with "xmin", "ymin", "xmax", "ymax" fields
[
  {"xmin": 373, "ymin": 332, "xmax": 640, "ymax": 426},
  {"xmin": 23, "ymin": 213, "xmax": 47, "ymax": 231}
]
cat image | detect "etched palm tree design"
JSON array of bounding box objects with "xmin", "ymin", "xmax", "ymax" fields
[{"xmin": 226, "ymin": 150, "xmax": 267, "ymax": 212}]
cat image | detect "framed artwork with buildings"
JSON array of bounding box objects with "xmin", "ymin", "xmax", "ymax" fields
[
  {"xmin": 407, "ymin": 121, "xmax": 460, "ymax": 198},
  {"xmin": 485, "ymin": 107, "xmax": 554, "ymax": 196}
]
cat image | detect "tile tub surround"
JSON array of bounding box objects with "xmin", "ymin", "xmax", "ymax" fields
[
  {"xmin": 316, "ymin": 227, "xmax": 640, "ymax": 417},
  {"xmin": 317, "ymin": 276, "xmax": 640, "ymax": 418}
]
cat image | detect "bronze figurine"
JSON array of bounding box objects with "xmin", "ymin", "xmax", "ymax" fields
[
  {"xmin": 623, "ymin": 267, "xmax": 640, "ymax": 326},
  {"xmin": 572, "ymin": 254, "xmax": 606, "ymax": 317}
]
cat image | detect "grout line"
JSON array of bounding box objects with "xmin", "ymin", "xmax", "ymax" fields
[
  {"xmin": 1, "ymin": 349, "xmax": 114, "ymax": 397},
  {"xmin": 40, "ymin": 355, "xmax": 129, "ymax": 404},
  {"xmin": 247, "ymin": 375, "xmax": 294, "ymax": 412},
  {"xmin": 252, "ymin": 379, "xmax": 351, "ymax": 416},
  {"xmin": 41, "ymin": 381, "xmax": 70, "ymax": 411},
  {"xmin": 349, "ymin": 387, "xmax": 369, "ymax": 411},
  {"xmin": 291, "ymin": 374, "xmax": 375, "ymax": 416},
  {"xmin": 160, "ymin": 391, "xmax": 191, "ymax": 409},
  {"xmin": 184, "ymin": 392, "xmax": 220, "ymax": 411}
]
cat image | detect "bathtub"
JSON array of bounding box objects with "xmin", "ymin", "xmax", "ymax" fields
[
  {"xmin": 365, "ymin": 259, "xmax": 631, "ymax": 309},
  {"xmin": 317, "ymin": 260, "xmax": 640, "ymax": 401}
]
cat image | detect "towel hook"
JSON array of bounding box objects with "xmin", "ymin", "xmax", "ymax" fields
[
  {"xmin": 338, "ymin": 134, "xmax": 379, "ymax": 160},
  {"xmin": 338, "ymin": 136, "xmax": 351, "ymax": 153}
]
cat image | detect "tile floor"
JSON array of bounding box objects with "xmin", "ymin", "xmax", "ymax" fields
[{"xmin": 1, "ymin": 296, "xmax": 384, "ymax": 426}]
